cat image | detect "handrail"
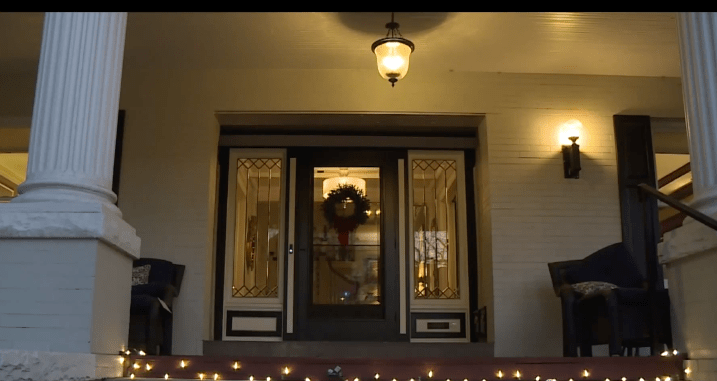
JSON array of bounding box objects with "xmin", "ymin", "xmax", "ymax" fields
[
  {"xmin": 657, "ymin": 162, "xmax": 691, "ymax": 188},
  {"xmin": 638, "ymin": 183, "xmax": 717, "ymax": 232}
]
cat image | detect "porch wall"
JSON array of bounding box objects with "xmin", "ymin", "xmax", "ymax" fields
[{"xmin": 0, "ymin": 61, "xmax": 654, "ymax": 356}]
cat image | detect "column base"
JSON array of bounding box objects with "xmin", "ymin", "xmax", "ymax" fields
[
  {"xmin": 685, "ymin": 358, "xmax": 717, "ymax": 381},
  {"xmin": 0, "ymin": 349, "xmax": 122, "ymax": 381},
  {"xmin": 661, "ymin": 216, "xmax": 717, "ymax": 380},
  {"xmin": 0, "ymin": 201, "xmax": 140, "ymax": 256}
]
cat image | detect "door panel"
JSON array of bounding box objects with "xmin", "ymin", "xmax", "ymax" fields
[{"xmin": 292, "ymin": 148, "xmax": 403, "ymax": 341}]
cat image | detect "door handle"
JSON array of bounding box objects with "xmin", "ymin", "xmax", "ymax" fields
[{"xmin": 289, "ymin": 244, "xmax": 294, "ymax": 255}]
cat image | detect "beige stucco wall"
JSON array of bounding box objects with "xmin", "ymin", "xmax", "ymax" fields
[{"xmin": 114, "ymin": 66, "xmax": 685, "ymax": 356}]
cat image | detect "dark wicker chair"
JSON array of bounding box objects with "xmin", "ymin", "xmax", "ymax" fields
[
  {"xmin": 548, "ymin": 242, "xmax": 672, "ymax": 357},
  {"xmin": 128, "ymin": 258, "xmax": 184, "ymax": 355}
]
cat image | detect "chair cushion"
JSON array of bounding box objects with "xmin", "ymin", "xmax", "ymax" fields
[
  {"xmin": 132, "ymin": 265, "xmax": 151, "ymax": 286},
  {"xmin": 132, "ymin": 282, "xmax": 177, "ymax": 299},
  {"xmin": 571, "ymin": 281, "xmax": 618, "ymax": 297}
]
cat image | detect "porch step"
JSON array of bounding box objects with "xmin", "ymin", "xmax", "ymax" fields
[
  {"xmin": 114, "ymin": 354, "xmax": 685, "ymax": 381},
  {"xmin": 203, "ymin": 341, "xmax": 494, "ymax": 358}
]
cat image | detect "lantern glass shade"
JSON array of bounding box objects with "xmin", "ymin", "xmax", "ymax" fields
[
  {"xmin": 373, "ymin": 40, "xmax": 413, "ymax": 81},
  {"xmin": 322, "ymin": 177, "xmax": 367, "ymax": 199}
]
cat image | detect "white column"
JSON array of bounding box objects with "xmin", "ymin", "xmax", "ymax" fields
[
  {"xmin": 660, "ymin": 12, "xmax": 717, "ymax": 381},
  {"xmin": 13, "ymin": 12, "xmax": 126, "ymax": 212},
  {"xmin": 0, "ymin": 13, "xmax": 139, "ymax": 381},
  {"xmin": 677, "ymin": 12, "xmax": 717, "ymax": 216}
]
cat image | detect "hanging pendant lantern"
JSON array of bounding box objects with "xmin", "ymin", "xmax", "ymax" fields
[{"xmin": 371, "ymin": 12, "xmax": 415, "ymax": 87}]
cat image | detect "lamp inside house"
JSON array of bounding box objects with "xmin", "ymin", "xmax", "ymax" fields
[
  {"xmin": 372, "ymin": 12, "xmax": 415, "ymax": 87},
  {"xmin": 322, "ymin": 169, "xmax": 367, "ymax": 199}
]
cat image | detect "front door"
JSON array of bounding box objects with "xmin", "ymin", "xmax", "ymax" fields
[{"xmin": 292, "ymin": 148, "xmax": 403, "ymax": 341}]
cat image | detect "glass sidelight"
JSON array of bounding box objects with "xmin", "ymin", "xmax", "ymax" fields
[
  {"xmin": 312, "ymin": 167, "xmax": 381, "ymax": 305},
  {"xmin": 231, "ymin": 158, "xmax": 282, "ymax": 298},
  {"xmin": 412, "ymin": 159, "xmax": 460, "ymax": 299}
]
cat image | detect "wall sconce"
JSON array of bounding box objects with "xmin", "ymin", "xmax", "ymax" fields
[{"xmin": 562, "ymin": 135, "xmax": 581, "ymax": 179}]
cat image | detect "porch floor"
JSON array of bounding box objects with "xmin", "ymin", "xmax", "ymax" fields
[{"xmin": 115, "ymin": 353, "xmax": 685, "ymax": 381}]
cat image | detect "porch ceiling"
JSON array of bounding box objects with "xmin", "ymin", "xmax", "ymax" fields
[{"xmin": 0, "ymin": 12, "xmax": 680, "ymax": 78}]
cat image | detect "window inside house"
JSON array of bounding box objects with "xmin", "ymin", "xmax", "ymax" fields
[
  {"xmin": 231, "ymin": 158, "xmax": 282, "ymax": 298},
  {"xmin": 312, "ymin": 167, "xmax": 381, "ymax": 305},
  {"xmin": 412, "ymin": 159, "xmax": 460, "ymax": 299},
  {"xmin": 0, "ymin": 153, "xmax": 28, "ymax": 202}
]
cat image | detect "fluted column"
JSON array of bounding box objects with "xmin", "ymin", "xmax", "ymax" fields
[
  {"xmin": 13, "ymin": 12, "xmax": 126, "ymax": 212},
  {"xmin": 677, "ymin": 12, "xmax": 717, "ymax": 216}
]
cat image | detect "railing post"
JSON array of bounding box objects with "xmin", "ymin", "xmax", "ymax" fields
[{"xmin": 638, "ymin": 186, "xmax": 661, "ymax": 356}]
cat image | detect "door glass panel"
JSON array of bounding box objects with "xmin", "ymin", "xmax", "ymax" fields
[
  {"xmin": 232, "ymin": 158, "xmax": 282, "ymax": 298},
  {"xmin": 312, "ymin": 167, "xmax": 381, "ymax": 305},
  {"xmin": 412, "ymin": 159, "xmax": 460, "ymax": 299}
]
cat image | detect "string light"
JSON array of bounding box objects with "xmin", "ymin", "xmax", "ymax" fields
[
  {"xmin": 139, "ymin": 350, "xmax": 146, "ymax": 356},
  {"xmin": 214, "ymin": 374, "xmax": 219, "ymax": 380},
  {"xmin": 429, "ymin": 371, "xmax": 434, "ymax": 378},
  {"xmin": 306, "ymin": 378, "xmax": 311, "ymax": 381},
  {"xmin": 125, "ymin": 350, "xmax": 131, "ymax": 355},
  {"xmin": 375, "ymin": 374, "xmax": 380, "ymax": 380},
  {"xmin": 268, "ymin": 377, "xmax": 272, "ymax": 381},
  {"xmin": 535, "ymin": 377, "xmax": 540, "ymax": 381},
  {"xmin": 181, "ymin": 360, "xmax": 187, "ymax": 368},
  {"xmin": 673, "ymin": 350, "xmax": 679, "ymax": 355},
  {"xmin": 355, "ymin": 378, "xmax": 360, "ymax": 381},
  {"xmin": 640, "ymin": 379, "xmax": 645, "ymax": 381},
  {"xmin": 661, "ymin": 351, "xmax": 670, "ymax": 356},
  {"xmin": 284, "ymin": 367, "xmax": 291, "ymax": 375},
  {"xmin": 685, "ymin": 368, "xmax": 692, "ymax": 375},
  {"xmin": 622, "ymin": 378, "xmax": 627, "ymax": 381},
  {"xmin": 583, "ymin": 370, "xmax": 590, "ymax": 378},
  {"xmin": 133, "ymin": 363, "xmax": 140, "ymax": 370},
  {"xmin": 200, "ymin": 374, "xmax": 205, "ymax": 380},
  {"xmin": 165, "ymin": 374, "xmax": 169, "ymax": 380},
  {"xmin": 250, "ymin": 376, "xmax": 254, "ymax": 381},
  {"xmin": 146, "ymin": 363, "xmax": 152, "ymax": 371},
  {"xmin": 498, "ymin": 370, "xmax": 504, "ymax": 379},
  {"xmin": 514, "ymin": 371, "xmax": 521, "ymax": 379},
  {"xmin": 233, "ymin": 362, "xmax": 240, "ymax": 370},
  {"xmin": 130, "ymin": 374, "xmax": 135, "ymax": 380},
  {"xmin": 119, "ymin": 357, "xmax": 125, "ymax": 365}
]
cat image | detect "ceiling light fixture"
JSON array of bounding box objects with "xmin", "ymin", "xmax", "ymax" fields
[{"xmin": 371, "ymin": 12, "xmax": 415, "ymax": 87}]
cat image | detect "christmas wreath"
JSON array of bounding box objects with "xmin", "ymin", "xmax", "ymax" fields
[{"xmin": 322, "ymin": 184, "xmax": 371, "ymax": 245}]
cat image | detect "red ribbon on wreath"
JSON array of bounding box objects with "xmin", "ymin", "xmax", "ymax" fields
[{"xmin": 333, "ymin": 216, "xmax": 359, "ymax": 246}]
